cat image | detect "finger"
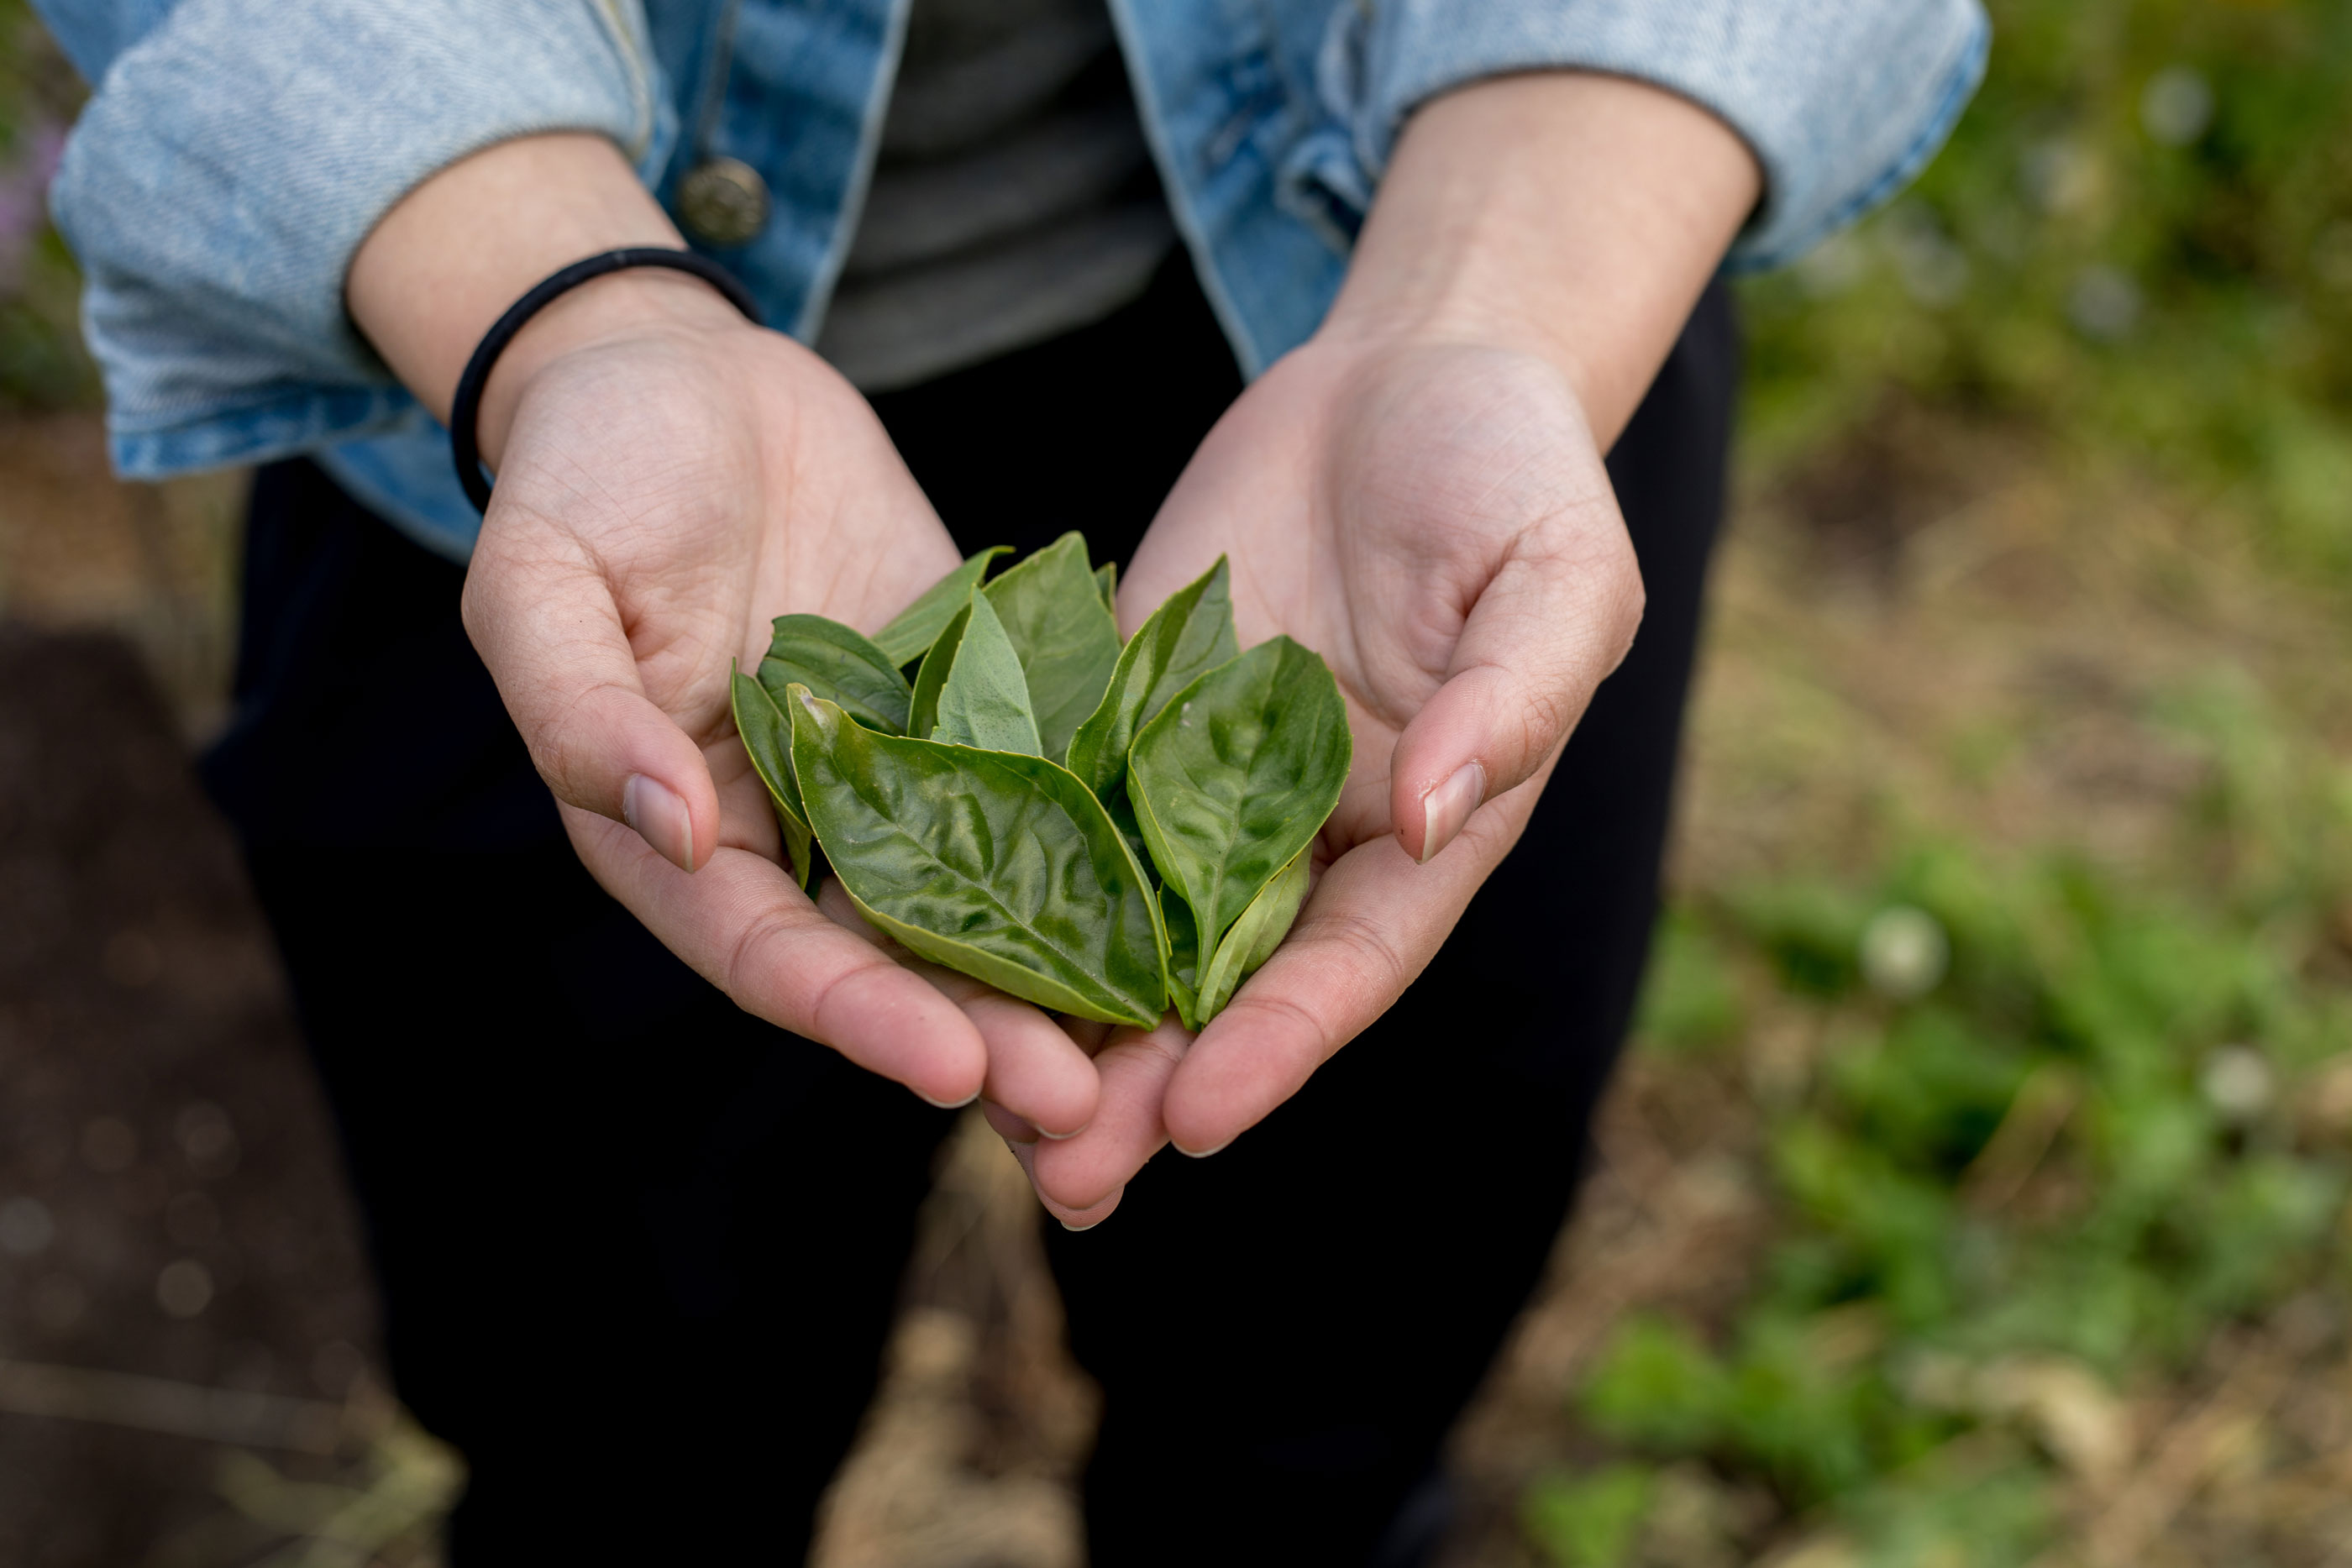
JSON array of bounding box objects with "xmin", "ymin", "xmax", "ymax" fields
[
  {"xmin": 812, "ymin": 878, "xmax": 1100, "ymax": 1137},
  {"xmin": 1001, "ymin": 1134, "xmax": 1126, "ymax": 1231},
  {"xmin": 921, "ymin": 973, "xmax": 1100, "ymax": 1138},
  {"xmin": 982, "ymin": 1099, "xmax": 1040, "ymax": 1146},
  {"xmin": 463, "ymin": 515, "xmax": 720, "ymax": 873},
  {"xmin": 564, "ymin": 804, "xmax": 989, "ymax": 1106},
  {"xmin": 708, "ymin": 737, "xmax": 781, "ymax": 860},
  {"xmin": 1058, "ymin": 1015, "xmax": 1118, "ymax": 1058},
  {"xmin": 1388, "ymin": 514, "xmax": 1644, "ymax": 864},
  {"xmin": 1161, "ymin": 793, "xmax": 1532, "ymax": 1156},
  {"xmin": 1030, "ymin": 1016, "xmax": 1192, "ymax": 1214}
]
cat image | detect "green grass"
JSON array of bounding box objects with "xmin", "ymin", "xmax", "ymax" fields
[
  {"xmin": 1542, "ymin": 896, "xmax": 2347, "ymax": 1557},
  {"xmin": 1528, "ymin": 670, "xmax": 2352, "ymax": 1564}
]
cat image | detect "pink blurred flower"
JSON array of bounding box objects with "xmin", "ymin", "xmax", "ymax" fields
[{"xmin": 0, "ymin": 120, "xmax": 66, "ymax": 296}]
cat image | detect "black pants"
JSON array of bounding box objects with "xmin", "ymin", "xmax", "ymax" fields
[{"xmin": 205, "ymin": 257, "xmax": 1734, "ymax": 1566}]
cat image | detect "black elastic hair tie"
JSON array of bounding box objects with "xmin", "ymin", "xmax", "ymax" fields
[{"xmin": 449, "ymin": 247, "xmax": 764, "ymax": 513}]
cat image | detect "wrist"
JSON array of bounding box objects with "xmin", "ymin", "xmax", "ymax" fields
[
  {"xmin": 1315, "ymin": 281, "xmax": 1599, "ymax": 424},
  {"xmin": 475, "ymin": 265, "xmax": 751, "ymax": 469},
  {"xmin": 1319, "ymin": 71, "xmax": 1758, "ymax": 444},
  {"xmin": 346, "ymin": 132, "xmax": 697, "ymax": 451},
  {"xmin": 1316, "ymin": 161, "xmax": 1602, "ymax": 404}
]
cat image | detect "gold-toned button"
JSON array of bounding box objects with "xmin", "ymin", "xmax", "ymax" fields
[{"xmin": 675, "ymin": 157, "xmax": 770, "ymax": 249}]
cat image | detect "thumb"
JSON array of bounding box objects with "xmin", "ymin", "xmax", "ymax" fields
[
  {"xmin": 462, "ymin": 532, "xmax": 721, "ymax": 873},
  {"xmin": 1389, "ymin": 522, "xmax": 1645, "ymax": 863}
]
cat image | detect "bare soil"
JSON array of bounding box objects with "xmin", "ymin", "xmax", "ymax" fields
[{"xmin": 0, "ymin": 624, "xmax": 394, "ymax": 1567}]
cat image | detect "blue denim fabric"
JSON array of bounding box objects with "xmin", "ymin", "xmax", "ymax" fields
[{"xmin": 41, "ymin": 0, "xmax": 1985, "ymax": 562}]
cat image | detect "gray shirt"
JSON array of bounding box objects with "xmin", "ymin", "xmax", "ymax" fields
[{"xmin": 814, "ymin": 0, "xmax": 1179, "ymax": 392}]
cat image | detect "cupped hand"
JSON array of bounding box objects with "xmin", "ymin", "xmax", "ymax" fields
[
  {"xmin": 1021, "ymin": 326, "xmax": 1646, "ymax": 1219},
  {"xmin": 460, "ymin": 281, "xmax": 1097, "ymax": 1134}
]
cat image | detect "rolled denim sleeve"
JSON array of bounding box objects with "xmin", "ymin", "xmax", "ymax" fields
[
  {"xmin": 1326, "ymin": 0, "xmax": 1988, "ymax": 270},
  {"xmin": 44, "ymin": 0, "xmax": 664, "ymax": 477}
]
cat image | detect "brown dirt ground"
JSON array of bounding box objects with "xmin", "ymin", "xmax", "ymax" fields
[{"xmin": 3, "ymin": 401, "xmax": 2348, "ymax": 1567}]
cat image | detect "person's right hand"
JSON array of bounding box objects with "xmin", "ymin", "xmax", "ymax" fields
[
  {"xmin": 454, "ymin": 275, "xmax": 1101, "ymax": 1133},
  {"xmin": 345, "ymin": 135, "xmax": 1095, "ymax": 1134}
]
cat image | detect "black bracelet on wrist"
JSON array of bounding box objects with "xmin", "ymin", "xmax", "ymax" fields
[{"xmin": 449, "ymin": 247, "xmax": 764, "ymax": 514}]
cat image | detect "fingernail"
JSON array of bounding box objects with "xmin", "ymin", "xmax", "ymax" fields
[
  {"xmin": 915, "ymin": 1088, "xmax": 981, "ymax": 1109},
  {"xmin": 622, "ymin": 774, "xmax": 695, "ymax": 872},
  {"xmin": 1059, "ymin": 1216, "xmax": 1104, "ymax": 1233},
  {"xmin": 1173, "ymin": 1138, "xmax": 1232, "ymax": 1159},
  {"xmin": 1037, "ymin": 1125, "xmax": 1084, "ymax": 1141},
  {"xmin": 1417, "ymin": 762, "xmax": 1486, "ymax": 864}
]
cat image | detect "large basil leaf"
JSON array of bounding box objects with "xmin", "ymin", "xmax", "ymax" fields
[
  {"xmin": 730, "ymin": 665, "xmax": 816, "ymax": 892},
  {"xmin": 1066, "ymin": 555, "xmax": 1238, "ymax": 809},
  {"xmin": 930, "ymin": 590, "xmax": 1042, "ymax": 755},
  {"xmin": 906, "ymin": 600, "xmax": 970, "ymax": 742},
  {"xmin": 872, "ymin": 546, "xmax": 1009, "ymax": 668},
  {"xmin": 1190, "ymin": 845, "xmax": 1310, "ymax": 1027},
  {"xmin": 786, "ymin": 687, "xmax": 1168, "ymax": 1027},
  {"xmin": 1127, "ymin": 635, "xmax": 1351, "ymax": 959},
  {"xmin": 981, "ymin": 532, "xmax": 1121, "ymax": 763},
  {"xmin": 758, "ymin": 615, "xmax": 911, "ymax": 733}
]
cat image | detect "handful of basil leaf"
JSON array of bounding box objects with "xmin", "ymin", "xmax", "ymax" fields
[{"xmin": 730, "ymin": 532, "xmax": 1350, "ymax": 1031}]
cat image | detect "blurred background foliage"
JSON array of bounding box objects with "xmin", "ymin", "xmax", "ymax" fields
[
  {"xmin": 2, "ymin": 0, "xmax": 2349, "ymax": 1565},
  {"xmin": 1521, "ymin": 1, "xmax": 2352, "ymax": 1564},
  {"xmin": 1536, "ymin": 793, "xmax": 2352, "ymax": 1564},
  {"xmin": 1740, "ymin": 0, "xmax": 2352, "ymax": 581},
  {"xmin": 0, "ymin": 0, "xmax": 94, "ymax": 412}
]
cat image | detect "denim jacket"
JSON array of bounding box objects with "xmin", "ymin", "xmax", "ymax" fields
[{"xmin": 39, "ymin": 0, "xmax": 1986, "ymax": 561}]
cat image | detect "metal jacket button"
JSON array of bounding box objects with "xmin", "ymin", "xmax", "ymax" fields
[{"xmin": 675, "ymin": 157, "xmax": 770, "ymax": 248}]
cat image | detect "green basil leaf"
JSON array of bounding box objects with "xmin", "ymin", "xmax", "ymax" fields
[
  {"xmin": 1192, "ymin": 845, "xmax": 1310, "ymax": 1026},
  {"xmin": 981, "ymin": 531, "xmax": 1121, "ymax": 764},
  {"xmin": 787, "ymin": 686, "xmax": 1168, "ymax": 1027},
  {"xmin": 758, "ymin": 614, "xmax": 912, "ymax": 734},
  {"xmin": 873, "ymin": 546, "xmax": 1010, "ymax": 668},
  {"xmin": 730, "ymin": 664, "xmax": 817, "ymax": 892},
  {"xmin": 931, "ymin": 590, "xmax": 1042, "ymax": 755},
  {"xmin": 1127, "ymin": 635, "xmax": 1351, "ymax": 954},
  {"xmin": 906, "ymin": 600, "xmax": 970, "ymax": 742},
  {"xmin": 1162, "ymin": 888, "xmax": 1203, "ymax": 1030},
  {"xmin": 1066, "ymin": 555, "xmax": 1239, "ymax": 809},
  {"xmin": 1095, "ymin": 560, "xmax": 1117, "ymax": 615}
]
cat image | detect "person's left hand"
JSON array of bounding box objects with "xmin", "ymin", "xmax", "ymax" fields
[
  {"xmin": 972, "ymin": 71, "xmax": 1756, "ymax": 1228},
  {"xmin": 984, "ymin": 321, "xmax": 1646, "ymax": 1228}
]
